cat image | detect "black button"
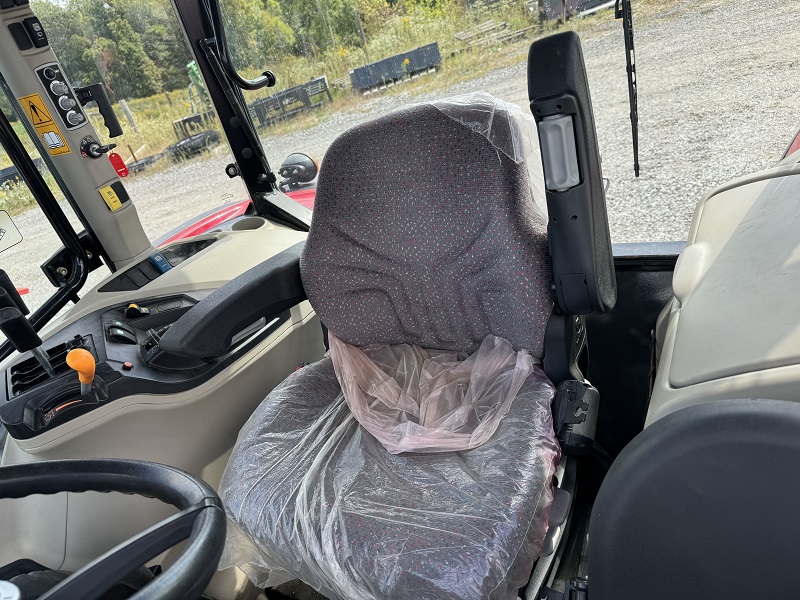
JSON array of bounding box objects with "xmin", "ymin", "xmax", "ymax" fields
[
  {"xmin": 97, "ymin": 274, "xmax": 137, "ymax": 293},
  {"xmin": 14, "ymin": 0, "xmax": 30, "ymax": 5},
  {"xmin": 127, "ymin": 268, "xmax": 149, "ymax": 288},
  {"xmin": 109, "ymin": 181, "xmax": 130, "ymax": 204},
  {"xmin": 23, "ymin": 17, "xmax": 47, "ymax": 48},
  {"xmin": 8, "ymin": 23, "xmax": 32, "ymax": 50},
  {"xmin": 1, "ymin": 0, "xmax": 15, "ymax": 10},
  {"xmin": 160, "ymin": 248, "xmax": 182, "ymax": 266},
  {"xmin": 42, "ymin": 67, "xmax": 56, "ymax": 80},
  {"xmin": 138, "ymin": 260, "xmax": 160, "ymax": 281}
]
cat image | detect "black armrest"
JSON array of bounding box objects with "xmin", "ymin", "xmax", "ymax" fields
[
  {"xmin": 159, "ymin": 242, "xmax": 306, "ymax": 358},
  {"xmin": 528, "ymin": 31, "xmax": 616, "ymax": 315}
]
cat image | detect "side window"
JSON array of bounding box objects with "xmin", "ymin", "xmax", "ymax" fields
[
  {"xmin": 31, "ymin": 0, "xmax": 250, "ymax": 242},
  {"xmin": 0, "ymin": 102, "xmax": 87, "ymax": 316}
]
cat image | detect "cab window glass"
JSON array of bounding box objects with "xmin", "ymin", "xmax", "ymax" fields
[
  {"xmin": 0, "ymin": 97, "xmax": 99, "ymax": 315},
  {"xmin": 32, "ymin": 0, "xmax": 250, "ymax": 242}
]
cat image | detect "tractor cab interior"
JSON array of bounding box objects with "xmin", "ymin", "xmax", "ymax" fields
[{"xmin": 0, "ymin": 0, "xmax": 798, "ymax": 599}]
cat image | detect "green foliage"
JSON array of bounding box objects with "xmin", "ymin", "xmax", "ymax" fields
[
  {"xmin": 222, "ymin": 0, "xmax": 295, "ymax": 68},
  {"xmin": 32, "ymin": 0, "xmax": 190, "ymax": 98},
  {"xmin": 0, "ymin": 180, "xmax": 40, "ymax": 216},
  {"xmin": 0, "ymin": 94, "xmax": 17, "ymax": 122},
  {"xmin": 106, "ymin": 18, "xmax": 163, "ymax": 97},
  {"xmin": 30, "ymin": 0, "xmax": 538, "ymax": 101}
]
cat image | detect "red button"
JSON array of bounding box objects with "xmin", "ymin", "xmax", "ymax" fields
[{"xmin": 122, "ymin": 362, "xmax": 134, "ymax": 370}]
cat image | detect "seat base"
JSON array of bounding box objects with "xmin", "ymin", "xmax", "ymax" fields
[{"xmin": 220, "ymin": 358, "xmax": 559, "ymax": 600}]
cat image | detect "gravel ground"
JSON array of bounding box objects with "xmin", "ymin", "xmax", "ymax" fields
[{"xmin": 4, "ymin": 0, "xmax": 800, "ymax": 312}]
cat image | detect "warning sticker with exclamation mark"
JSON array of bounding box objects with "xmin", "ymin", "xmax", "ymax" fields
[{"xmin": 17, "ymin": 93, "xmax": 70, "ymax": 156}]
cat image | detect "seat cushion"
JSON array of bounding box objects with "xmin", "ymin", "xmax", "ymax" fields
[{"xmin": 219, "ymin": 358, "xmax": 560, "ymax": 600}]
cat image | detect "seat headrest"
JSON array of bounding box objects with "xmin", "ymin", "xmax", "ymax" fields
[{"xmin": 301, "ymin": 94, "xmax": 553, "ymax": 357}]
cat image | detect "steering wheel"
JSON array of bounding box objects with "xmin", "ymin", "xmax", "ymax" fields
[{"xmin": 0, "ymin": 459, "xmax": 226, "ymax": 600}]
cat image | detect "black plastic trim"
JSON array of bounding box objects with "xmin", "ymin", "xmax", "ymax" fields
[
  {"xmin": 528, "ymin": 32, "xmax": 616, "ymax": 316},
  {"xmin": 169, "ymin": 0, "xmax": 311, "ymax": 230},
  {"xmin": 160, "ymin": 241, "xmax": 306, "ymax": 358}
]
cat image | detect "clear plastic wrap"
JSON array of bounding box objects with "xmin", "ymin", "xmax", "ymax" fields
[
  {"xmin": 219, "ymin": 355, "xmax": 560, "ymax": 599},
  {"xmin": 407, "ymin": 92, "xmax": 547, "ymax": 216},
  {"xmin": 330, "ymin": 333, "xmax": 536, "ymax": 454}
]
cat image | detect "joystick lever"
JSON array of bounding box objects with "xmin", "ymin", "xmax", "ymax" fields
[
  {"xmin": 66, "ymin": 348, "xmax": 94, "ymax": 396},
  {"xmin": 66, "ymin": 348, "xmax": 108, "ymax": 401},
  {"xmin": 0, "ymin": 271, "xmax": 55, "ymax": 378}
]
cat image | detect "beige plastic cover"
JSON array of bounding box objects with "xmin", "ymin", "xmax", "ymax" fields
[{"xmin": 219, "ymin": 353, "xmax": 559, "ymax": 599}]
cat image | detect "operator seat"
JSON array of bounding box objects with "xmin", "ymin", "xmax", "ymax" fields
[
  {"xmin": 220, "ymin": 34, "xmax": 614, "ymax": 600},
  {"xmin": 222, "ymin": 99, "xmax": 559, "ymax": 600}
]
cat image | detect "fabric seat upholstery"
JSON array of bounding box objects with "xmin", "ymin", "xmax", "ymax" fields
[
  {"xmin": 301, "ymin": 102, "xmax": 553, "ymax": 357},
  {"xmin": 220, "ymin": 96, "xmax": 560, "ymax": 599}
]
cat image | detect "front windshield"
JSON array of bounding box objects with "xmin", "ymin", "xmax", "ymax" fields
[
  {"xmin": 218, "ymin": 0, "xmax": 799, "ymax": 242},
  {"xmin": 2, "ymin": 0, "xmax": 797, "ymax": 318},
  {"xmin": 26, "ymin": 0, "xmax": 800, "ymax": 244}
]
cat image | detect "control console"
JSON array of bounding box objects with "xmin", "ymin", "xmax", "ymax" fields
[
  {"xmin": 35, "ymin": 62, "xmax": 85, "ymax": 130},
  {"xmin": 0, "ymin": 292, "xmax": 292, "ymax": 440}
]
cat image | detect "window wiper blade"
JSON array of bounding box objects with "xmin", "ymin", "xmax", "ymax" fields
[{"xmin": 616, "ymin": 0, "xmax": 640, "ymax": 177}]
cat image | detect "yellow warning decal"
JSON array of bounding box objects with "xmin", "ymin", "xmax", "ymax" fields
[
  {"xmin": 17, "ymin": 93, "xmax": 71, "ymax": 156},
  {"xmin": 99, "ymin": 185, "xmax": 123, "ymax": 211}
]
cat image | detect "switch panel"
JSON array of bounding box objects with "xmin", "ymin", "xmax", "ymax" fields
[
  {"xmin": 7, "ymin": 22, "xmax": 32, "ymax": 50},
  {"xmin": 35, "ymin": 62, "xmax": 86, "ymax": 131},
  {"xmin": 22, "ymin": 16, "xmax": 47, "ymax": 48}
]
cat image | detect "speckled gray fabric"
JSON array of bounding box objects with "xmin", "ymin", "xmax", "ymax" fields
[{"xmin": 301, "ymin": 102, "xmax": 553, "ymax": 357}]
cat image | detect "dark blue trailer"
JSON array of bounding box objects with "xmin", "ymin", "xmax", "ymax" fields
[
  {"xmin": 349, "ymin": 43, "xmax": 441, "ymax": 92},
  {"xmin": 0, "ymin": 157, "xmax": 44, "ymax": 189}
]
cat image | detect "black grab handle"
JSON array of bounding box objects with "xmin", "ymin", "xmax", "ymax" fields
[{"xmin": 74, "ymin": 83, "xmax": 123, "ymax": 138}]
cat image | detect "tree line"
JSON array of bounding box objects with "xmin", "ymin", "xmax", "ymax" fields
[{"xmin": 28, "ymin": 0, "xmax": 462, "ymax": 102}]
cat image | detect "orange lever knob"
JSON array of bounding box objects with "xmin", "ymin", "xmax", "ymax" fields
[{"xmin": 66, "ymin": 348, "xmax": 96, "ymax": 384}]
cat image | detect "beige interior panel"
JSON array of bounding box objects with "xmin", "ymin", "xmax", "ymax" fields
[
  {"xmin": 669, "ymin": 174, "xmax": 800, "ymax": 387},
  {"xmin": 649, "ymin": 164, "xmax": 800, "ymax": 426},
  {"xmin": 0, "ymin": 221, "xmax": 324, "ymax": 599},
  {"xmin": 34, "ymin": 217, "xmax": 306, "ymax": 339}
]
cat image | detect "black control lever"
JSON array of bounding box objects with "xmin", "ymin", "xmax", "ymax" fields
[
  {"xmin": 0, "ymin": 270, "xmax": 29, "ymax": 315},
  {"xmin": 74, "ymin": 84, "xmax": 123, "ymax": 138},
  {"xmin": 0, "ymin": 295, "xmax": 40, "ymax": 352},
  {"xmin": 0, "ymin": 289, "xmax": 55, "ymax": 377},
  {"xmin": 0, "ymin": 272, "xmax": 55, "ymax": 377}
]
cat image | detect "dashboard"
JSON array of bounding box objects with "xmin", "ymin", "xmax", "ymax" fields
[{"xmin": 0, "ymin": 215, "xmax": 320, "ymax": 442}]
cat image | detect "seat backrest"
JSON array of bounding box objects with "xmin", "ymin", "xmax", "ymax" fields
[{"xmin": 301, "ymin": 96, "xmax": 553, "ymax": 358}]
